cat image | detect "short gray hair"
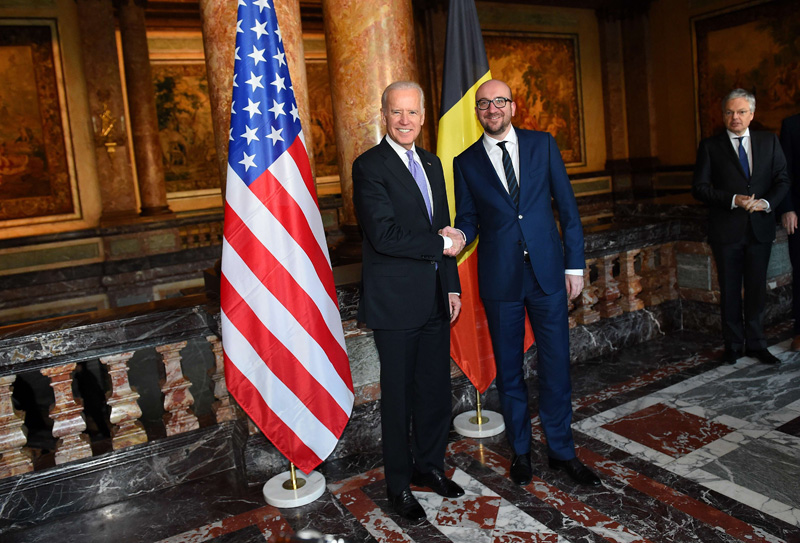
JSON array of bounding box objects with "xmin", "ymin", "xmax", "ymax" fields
[
  {"xmin": 381, "ymin": 81, "xmax": 425, "ymax": 111},
  {"xmin": 722, "ymin": 88, "xmax": 756, "ymax": 113}
]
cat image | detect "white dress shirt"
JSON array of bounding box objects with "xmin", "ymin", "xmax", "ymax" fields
[{"xmin": 726, "ymin": 128, "xmax": 771, "ymax": 212}]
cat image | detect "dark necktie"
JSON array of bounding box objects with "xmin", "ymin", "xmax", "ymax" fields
[
  {"xmin": 497, "ymin": 141, "xmax": 519, "ymax": 206},
  {"xmin": 406, "ymin": 149, "xmax": 432, "ymax": 222},
  {"xmin": 735, "ymin": 136, "xmax": 750, "ymax": 180}
]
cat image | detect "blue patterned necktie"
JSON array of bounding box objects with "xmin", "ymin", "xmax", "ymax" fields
[
  {"xmin": 406, "ymin": 149, "xmax": 432, "ymax": 222},
  {"xmin": 497, "ymin": 141, "xmax": 519, "ymax": 207},
  {"xmin": 735, "ymin": 136, "xmax": 750, "ymax": 180}
]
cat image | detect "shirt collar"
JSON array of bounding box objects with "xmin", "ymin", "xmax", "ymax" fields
[
  {"xmin": 384, "ymin": 135, "xmax": 417, "ymax": 162},
  {"xmin": 726, "ymin": 128, "xmax": 751, "ymax": 140},
  {"xmin": 482, "ymin": 125, "xmax": 518, "ymax": 153}
]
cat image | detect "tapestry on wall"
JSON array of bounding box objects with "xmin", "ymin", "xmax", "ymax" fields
[
  {"xmin": 0, "ymin": 21, "xmax": 77, "ymax": 223},
  {"xmin": 483, "ymin": 31, "xmax": 585, "ymax": 167},
  {"xmin": 306, "ymin": 60, "xmax": 339, "ymax": 180},
  {"xmin": 151, "ymin": 62, "xmax": 220, "ymax": 195},
  {"xmin": 694, "ymin": 0, "xmax": 800, "ymax": 140}
]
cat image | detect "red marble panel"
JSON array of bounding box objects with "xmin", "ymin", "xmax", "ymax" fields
[
  {"xmin": 435, "ymin": 495, "xmax": 500, "ymax": 529},
  {"xmin": 579, "ymin": 448, "xmax": 782, "ymax": 543},
  {"xmin": 602, "ymin": 403, "xmax": 735, "ymax": 457}
]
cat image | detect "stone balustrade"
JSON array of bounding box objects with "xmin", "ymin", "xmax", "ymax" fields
[{"xmin": 0, "ymin": 217, "xmax": 792, "ymax": 526}]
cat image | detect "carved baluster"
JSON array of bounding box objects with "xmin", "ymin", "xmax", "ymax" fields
[
  {"xmin": 618, "ymin": 249, "xmax": 644, "ymax": 312},
  {"xmin": 41, "ymin": 363, "xmax": 92, "ymax": 464},
  {"xmin": 100, "ymin": 352, "xmax": 147, "ymax": 449},
  {"xmin": 639, "ymin": 245, "xmax": 662, "ymax": 306},
  {"xmin": 595, "ymin": 254, "xmax": 623, "ymax": 318},
  {"xmin": 0, "ymin": 375, "xmax": 33, "ymax": 477},
  {"xmin": 156, "ymin": 342, "xmax": 199, "ymax": 436},
  {"xmin": 661, "ymin": 242, "xmax": 679, "ymax": 301},
  {"xmin": 206, "ymin": 335, "xmax": 240, "ymax": 423},
  {"xmin": 572, "ymin": 260, "xmax": 601, "ymax": 325}
]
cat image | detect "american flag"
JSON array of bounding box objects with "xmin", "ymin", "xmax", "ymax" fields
[{"xmin": 221, "ymin": 0, "xmax": 354, "ymax": 474}]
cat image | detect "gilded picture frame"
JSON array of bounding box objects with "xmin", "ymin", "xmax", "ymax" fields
[
  {"xmin": 0, "ymin": 20, "xmax": 80, "ymax": 225},
  {"xmin": 483, "ymin": 31, "xmax": 585, "ymax": 167},
  {"xmin": 693, "ymin": 0, "xmax": 800, "ymax": 141}
]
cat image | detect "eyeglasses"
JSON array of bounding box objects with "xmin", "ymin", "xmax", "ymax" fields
[{"xmin": 476, "ymin": 97, "xmax": 512, "ymax": 110}]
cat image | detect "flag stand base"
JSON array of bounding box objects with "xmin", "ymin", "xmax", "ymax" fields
[
  {"xmin": 263, "ymin": 470, "xmax": 325, "ymax": 508},
  {"xmin": 453, "ymin": 409, "xmax": 505, "ymax": 438}
]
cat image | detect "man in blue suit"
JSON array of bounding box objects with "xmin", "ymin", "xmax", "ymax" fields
[{"xmin": 453, "ymin": 79, "xmax": 599, "ymax": 487}]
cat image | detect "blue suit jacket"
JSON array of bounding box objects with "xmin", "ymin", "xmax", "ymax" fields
[{"xmin": 454, "ymin": 128, "xmax": 584, "ymax": 300}]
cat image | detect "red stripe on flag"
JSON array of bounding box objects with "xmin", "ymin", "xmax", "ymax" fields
[
  {"xmin": 223, "ymin": 350, "xmax": 323, "ymax": 473},
  {"xmin": 223, "ymin": 202, "xmax": 351, "ymax": 388},
  {"xmin": 221, "ymin": 272, "xmax": 349, "ymax": 434},
  {"xmin": 285, "ymin": 137, "xmax": 317, "ymax": 204},
  {"xmin": 247, "ymin": 167, "xmax": 339, "ymax": 306}
]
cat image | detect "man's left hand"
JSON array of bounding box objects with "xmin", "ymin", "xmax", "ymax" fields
[
  {"xmin": 565, "ymin": 274, "xmax": 584, "ymax": 301},
  {"xmin": 449, "ymin": 293, "xmax": 461, "ymax": 323},
  {"xmin": 745, "ymin": 198, "xmax": 768, "ymax": 213}
]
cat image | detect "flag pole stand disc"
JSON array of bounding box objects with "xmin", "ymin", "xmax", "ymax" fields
[
  {"xmin": 453, "ymin": 410, "xmax": 505, "ymax": 438},
  {"xmin": 263, "ymin": 469, "xmax": 325, "ymax": 508}
]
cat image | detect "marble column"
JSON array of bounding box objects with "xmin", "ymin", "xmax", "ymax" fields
[
  {"xmin": 75, "ymin": 0, "xmax": 139, "ymax": 223},
  {"xmin": 198, "ymin": 0, "xmax": 238, "ymax": 195},
  {"xmin": 118, "ymin": 0, "xmax": 172, "ymax": 216},
  {"xmin": 598, "ymin": 16, "xmax": 631, "ymax": 192},
  {"xmin": 322, "ymin": 0, "xmax": 419, "ymax": 229},
  {"xmin": 275, "ymin": 0, "xmax": 316, "ymax": 179},
  {"xmin": 621, "ymin": 10, "xmax": 659, "ymax": 197}
]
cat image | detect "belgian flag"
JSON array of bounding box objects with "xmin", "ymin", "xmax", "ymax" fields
[{"xmin": 438, "ymin": 0, "xmax": 533, "ymax": 394}]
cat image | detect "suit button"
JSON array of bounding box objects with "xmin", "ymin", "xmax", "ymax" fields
[
  {"xmin": 518, "ymin": 214, "xmax": 523, "ymax": 219},
  {"xmin": 517, "ymin": 241, "xmax": 522, "ymax": 245}
]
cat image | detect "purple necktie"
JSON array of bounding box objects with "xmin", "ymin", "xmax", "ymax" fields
[{"xmin": 407, "ymin": 149, "xmax": 432, "ymax": 222}]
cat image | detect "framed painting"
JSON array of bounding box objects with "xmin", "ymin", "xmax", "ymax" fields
[
  {"xmin": 693, "ymin": 0, "xmax": 800, "ymax": 140},
  {"xmin": 0, "ymin": 20, "xmax": 79, "ymax": 224},
  {"xmin": 483, "ymin": 31, "xmax": 585, "ymax": 167}
]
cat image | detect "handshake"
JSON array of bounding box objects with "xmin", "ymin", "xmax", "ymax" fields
[{"xmin": 439, "ymin": 226, "xmax": 465, "ymax": 257}]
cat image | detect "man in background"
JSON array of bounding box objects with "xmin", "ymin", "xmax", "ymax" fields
[
  {"xmin": 692, "ymin": 89, "xmax": 789, "ymax": 365},
  {"xmin": 778, "ymin": 113, "xmax": 800, "ymax": 351}
]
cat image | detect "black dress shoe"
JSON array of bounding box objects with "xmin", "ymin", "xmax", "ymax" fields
[
  {"xmin": 387, "ymin": 487, "xmax": 426, "ymax": 522},
  {"xmin": 746, "ymin": 349, "xmax": 781, "ymax": 365},
  {"xmin": 411, "ymin": 468, "xmax": 465, "ymax": 498},
  {"xmin": 548, "ymin": 457, "xmax": 601, "ymax": 486},
  {"xmin": 723, "ymin": 349, "xmax": 743, "ymax": 364},
  {"xmin": 510, "ymin": 452, "xmax": 532, "ymax": 485}
]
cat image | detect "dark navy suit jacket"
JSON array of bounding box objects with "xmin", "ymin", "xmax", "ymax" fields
[
  {"xmin": 692, "ymin": 130, "xmax": 789, "ymax": 244},
  {"xmin": 453, "ymin": 128, "xmax": 584, "ymax": 300}
]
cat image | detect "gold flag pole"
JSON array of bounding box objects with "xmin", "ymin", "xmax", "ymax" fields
[
  {"xmin": 282, "ymin": 463, "xmax": 307, "ymax": 491},
  {"xmin": 470, "ymin": 388, "xmax": 487, "ymax": 426}
]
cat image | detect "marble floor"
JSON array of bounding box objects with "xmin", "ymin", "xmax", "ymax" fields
[{"xmin": 5, "ymin": 327, "xmax": 800, "ymax": 543}]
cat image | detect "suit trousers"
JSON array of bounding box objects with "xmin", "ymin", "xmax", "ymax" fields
[
  {"xmin": 711, "ymin": 229, "xmax": 772, "ymax": 351},
  {"xmin": 482, "ymin": 260, "xmax": 575, "ymax": 461},
  {"xmin": 372, "ymin": 277, "xmax": 451, "ymax": 497},
  {"xmin": 788, "ymin": 230, "xmax": 800, "ymax": 334}
]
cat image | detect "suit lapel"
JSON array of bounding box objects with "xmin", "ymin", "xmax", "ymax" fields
[
  {"xmin": 378, "ymin": 139, "xmax": 432, "ymax": 223},
  {"xmin": 418, "ymin": 149, "xmax": 444, "ymax": 222},
  {"xmin": 472, "ymin": 138, "xmax": 517, "ymax": 211}
]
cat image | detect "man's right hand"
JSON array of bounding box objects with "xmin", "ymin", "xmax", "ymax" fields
[
  {"xmin": 441, "ymin": 226, "xmax": 465, "ymax": 257},
  {"xmin": 783, "ymin": 211, "xmax": 798, "ymax": 235}
]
